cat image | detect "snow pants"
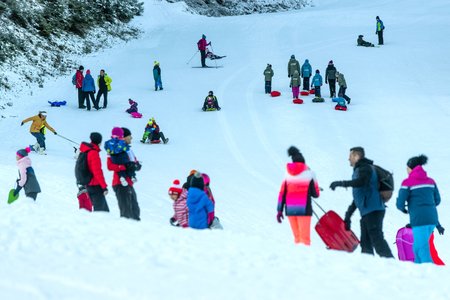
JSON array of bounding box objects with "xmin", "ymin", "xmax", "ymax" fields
[
  {"xmin": 265, "ymin": 81, "xmax": 272, "ymax": 94},
  {"xmin": 377, "ymin": 30, "xmax": 384, "ymax": 45},
  {"xmin": 360, "ymin": 210, "xmax": 394, "ymax": 258},
  {"xmin": 302, "ymin": 77, "xmax": 310, "ymax": 91},
  {"xmin": 328, "ymin": 79, "xmax": 336, "ymax": 97},
  {"xmin": 338, "ymin": 86, "xmax": 351, "ymax": 102},
  {"xmin": 154, "ymin": 77, "xmax": 163, "ymax": 90},
  {"xmin": 314, "ymin": 86, "xmax": 321, "ymax": 97},
  {"xmin": 200, "ymin": 50, "xmax": 206, "ymax": 67},
  {"xmin": 95, "ymin": 88, "xmax": 108, "ymax": 108},
  {"xmin": 83, "ymin": 91, "xmax": 96, "ymax": 110},
  {"xmin": 31, "ymin": 132, "xmax": 46, "ymax": 150},
  {"xmin": 77, "ymin": 88, "xmax": 85, "ymax": 108},
  {"xmin": 113, "ymin": 185, "xmax": 140, "ymax": 221},
  {"xmin": 87, "ymin": 185, "xmax": 110, "ymax": 212},
  {"xmin": 288, "ymin": 216, "xmax": 312, "ymax": 245},
  {"xmin": 292, "ymin": 86, "xmax": 299, "ymax": 98},
  {"xmin": 412, "ymin": 225, "xmax": 435, "ymax": 264}
]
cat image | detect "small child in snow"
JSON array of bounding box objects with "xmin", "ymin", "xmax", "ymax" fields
[
  {"xmin": 187, "ymin": 172, "xmax": 215, "ymax": 229},
  {"xmin": 202, "ymin": 91, "xmax": 221, "ymax": 111},
  {"xmin": 311, "ymin": 69, "xmax": 323, "ymax": 98},
  {"xmin": 126, "ymin": 99, "xmax": 138, "ymax": 114},
  {"xmin": 104, "ymin": 127, "xmax": 136, "ymax": 186},
  {"xmin": 168, "ymin": 179, "xmax": 189, "ymax": 228},
  {"xmin": 140, "ymin": 117, "xmax": 169, "ymax": 144},
  {"xmin": 15, "ymin": 147, "xmax": 41, "ymax": 200}
]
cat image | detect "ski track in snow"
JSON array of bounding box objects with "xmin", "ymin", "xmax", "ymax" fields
[{"xmin": 1, "ymin": 0, "xmax": 450, "ymax": 299}]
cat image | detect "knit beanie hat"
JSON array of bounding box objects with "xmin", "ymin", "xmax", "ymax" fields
[
  {"xmin": 329, "ymin": 60, "xmax": 333, "ymax": 65},
  {"xmin": 79, "ymin": 65, "xmax": 84, "ymax": 71},
  {"xmin": 111, "ymin": 127, "xmax": 124, "ymax": 138},
  {"xmin": 90, "ymin": 132, "xmax": 102, "ymax": 145},
  {"xmin": 86, "ymin": 69, "xmax": 91, "ymax": 75},
  {"xmin": 17, "ymin": 147, "xmax": 31, "ymax": 158},
  {"xmin": 287, "ymin": 146, "xmax": 305, "ymax": 163},
  {"xmin": 122, "ymin": 127, "xmax": 131, "ymax": 138},
  {"xmin": 168, "ymin": 179, "xmax": 183, "ymax": 195},
  {"xmin": 407, "ymin": 154, "xmax": 428, "ymax": 169},
  {"xmin": 190, "ymin": 172, "xmax": 205, "ymax": 190}
]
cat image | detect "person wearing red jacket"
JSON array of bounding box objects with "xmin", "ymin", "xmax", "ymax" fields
[
  {"xmin": 74, "ymin": 66, "xmax": 85, "ymax": 109},
  {"xmin": 197, "ymin": 34, "xmax": 211, "ymax": 67},
  {"xmin": 107, "ymin": 127, "xmax": 141, "ymax": 220},
  {"xmin": 80, "ymin": 132, "xmax": 109, "ymax": 212}
]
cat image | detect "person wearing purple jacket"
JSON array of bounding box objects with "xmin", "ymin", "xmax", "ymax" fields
[{"xmin": 396, "ymin": 154, "xmax": 444, "ymax": 264}]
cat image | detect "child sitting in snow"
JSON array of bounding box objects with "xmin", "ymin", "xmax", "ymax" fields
[
  {"xmin": 168, "ymin": 179, "xmax": 189, "ymax": 228},
  {"xmin": 104, "ymin": 127, "xmax": 136, "ymax": 186},
  {"xmin": 14, "ymin": 147, "xmax": 41, "ymax": 201},
  {"xmin": 126, "ymin": 99, "xmax": 138, "ymax": 114},
  {"xmin": 140, "ymin": 117, "xmax": 169, "ymax": 144},
  {"xmin": 202, "ymin": 91, "xmax": 221, "ymax": 111}
]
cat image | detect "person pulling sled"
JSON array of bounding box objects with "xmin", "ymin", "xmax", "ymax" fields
[
  {"xmin": 202, "ymin": 91, "xmax": 221, "ymax": 111},
  {"xmin": 140, "ymin": 117, "xmax": 169, "ymax": 144}
]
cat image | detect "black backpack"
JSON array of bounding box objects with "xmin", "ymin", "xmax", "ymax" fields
[
  {"xmin": 75, "ymin": 145, "xmax": 93, "ymax": 186},
  {"xmin": 373, "ymin": 165, "xmax": 394, "ymax": 202}
]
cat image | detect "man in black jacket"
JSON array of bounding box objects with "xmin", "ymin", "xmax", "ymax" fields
[{"xmin": 330, "ymin": 147, "xmax": 393, "ymax": 258}]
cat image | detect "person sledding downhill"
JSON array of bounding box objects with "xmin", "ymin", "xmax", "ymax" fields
[
  {"xmin": 21, "ymin": 111, "xmax": 57, "ymax": 155},
  {"xmin": 202, "ymin": 91, "xmax": 221, "ymax": 111},
  {"xmin": 104, "ymin": 127, "xmax": 137, "ymax": 186},
  {"xmin": 140, "ymin": 117, "xmax": 169, "ymax": 144},
  {"xmin": 197, "ymin": 34, "xmax": 211, "ymax": 67}
]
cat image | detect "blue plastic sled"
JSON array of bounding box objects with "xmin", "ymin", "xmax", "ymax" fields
[{"xmin": 48, "ymin": 101, "xmax": 67, "ymax": 107}]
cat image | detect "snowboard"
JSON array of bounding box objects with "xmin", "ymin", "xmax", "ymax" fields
[
  {"xmin": 293, "ymin": 98, "xmax": 304, "ymax": 104},
  {"xmin": 312, "ymin": 97, "xmax": 325, "ymax": 103},
  {"xmin": 300, "ymin": 91, "xmax": 310, "ymax": 96},
  {"xmin": 315, "ymin": 210, "xmax": 359, "ymax": 252},
  {"xmin": 77, "ymin": 188, "xmax": 92, "ymax": 212},
  {"xmin": 7, "ymin": 189, "xmax": 19, "ymax": 204}
]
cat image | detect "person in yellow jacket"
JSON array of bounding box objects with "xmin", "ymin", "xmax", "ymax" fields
[
  {"xmin": 95, "ymin": 69, "xmax": 112, "ymax": 108},
  {"xmin": 21, "ymin": 111, "xmax": 57, "ymax": 153}
]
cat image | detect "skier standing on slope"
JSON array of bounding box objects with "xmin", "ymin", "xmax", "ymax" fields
[
  {"xmin": 301, "ymin": 59, "xmax": 312, "ymax": 91},
  {"xmin": 21, "ymin": 111, "xmax": 57, "ymax": 155},
  {"xmin": 263, "ymin": 64, "xmax": 274, "ymax": 94},
  {"xmin": 329, "ymin": 147, "xmax": 394, "ymax": 258},
  {"xmin": 325, "ymin": 60, "xmax": 337, "ymax": 98},
  {"xmin": 277, "ymin": 146, "xmax": 320, "ymax": 245},
  {"xmin": 396, "ymin": 155, "xmax": 444, "ymax": 264},
  {"xmin": 197, "ymin": 34, "xmax": 211, "ymax": 68}
]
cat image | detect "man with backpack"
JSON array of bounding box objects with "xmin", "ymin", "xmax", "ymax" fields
[
  {"xmin": 197, "ymin": 34, "xmax": 211, "ymax": 68},
  {"xmin": 76, "ymin": 132, "xmax": 109, "ymax": 212},
  {"xmin": 376, "ymin": 16, "xmax": 385, "ymax": 45},
  {"xmin": 73, "ymin": 66, "xmax": 85, "ymax": 108},
  {"xmin": 329, "ymin": 146, "xmax": 394, "ymax": 258}
]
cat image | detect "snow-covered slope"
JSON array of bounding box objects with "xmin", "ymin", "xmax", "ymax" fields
[{"xmin": 1, "ymin": 0, "xmax": 450, "ymax": 298}]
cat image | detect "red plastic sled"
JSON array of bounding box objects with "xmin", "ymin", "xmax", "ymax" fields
[
  {"xmin": 77, "ymin": 189, "xmax": 92, "ymax": 212},
  {"xmin": 300, "ymin": 91, "xmax": 310, "ymax": 96},
  {"xmin": 271, "ymin": 91, "xmax": 281, "ymax": 97},
  {"xmin": 293, "ymin": 99, "xmax": 304, "ymax": 104},
  {"xmin": 430, "ymin": 233, "xmax": 445, "ymax": 266},
  {"xmin": 335, "ymin": 105, "xmax": 347, "ymax": 111},
  {"xmin": 309, "ymin": 89, "xmax": 315, "ymax": 95},
  {"xmin": 315, "ymin": 210, "xmax": 359, "ymax": 252},
  {"xmin": 150, "ymin": 139, "xmax": 161, "ymax": 144}
]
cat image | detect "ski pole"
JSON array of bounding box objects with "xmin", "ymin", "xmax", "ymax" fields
[
  {"xmin": 55, "ymin": 133, "xmax": 78, "ymax": 145},
  {"xmin": 186, "ymin": 50, "xmax": 199, "ymax": 65},
  {"xmin": 210, "ymin": 42, "xmax": 218, "ymax": 68}
]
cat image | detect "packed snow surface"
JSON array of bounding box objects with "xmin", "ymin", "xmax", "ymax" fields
[{"xmin": 1, "ymin": 0, "xmax": 450, "ymax": 299}]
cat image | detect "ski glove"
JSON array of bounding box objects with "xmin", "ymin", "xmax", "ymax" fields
[
  {"xmin": 344, "ymin": 218, "xmax": 351, "ymax": 231},
  {"xmin": 126, "ymin": 163, "xmax": 137, "ymax": 173},
  {"xmin": 21, "ymin": 122, "xmax": 24, "ymax": 126},
  {"xmin": 330, "ymin": 181, "xmax": 344, "ymax": 190},
  {"xmin": 437, "ymin": 224, "xmax": 445, "ymax": 235},
  {"xmin": 170, "ymin": 217, "xmax": 179, "ymax": 227},
  {"xmin": 54, "ymin": 132, "xmax": 57, "ymax": 135},
  {"xmin": 276, "ymin": 211, "xmax": 284, "ymax": 223}
]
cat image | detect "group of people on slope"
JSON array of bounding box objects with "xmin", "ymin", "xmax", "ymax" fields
[
  {"xmin": 73, "ymin": 65, "xmax": 112, "ymax": 110},
  {"xmin": 277, "ymin": 146, "xmax": 443, "ymax": 264},
  {"xmin": 168, "ymin": 171, "xmax": 219, "ymax": 230},
  {"xmin": 357, "ymin": 16, "xmax": 385, "ymax": 47},
  {"xmin": 264, "ymin": 58, "xmax": 351, "ymax": 104}
]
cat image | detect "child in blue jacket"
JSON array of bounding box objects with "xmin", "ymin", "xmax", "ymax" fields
[
  {"xmin": 311, "ymin": 70, "xmax": 323, "ymax": 98},
  {"xmin": 187, "ymin": 172, "xmax": 214, "ymax": 229}
]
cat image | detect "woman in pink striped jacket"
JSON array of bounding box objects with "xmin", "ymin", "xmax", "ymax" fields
[{"xmin": 277, "ymin": 146, "xmax": 320, "ymax": 245}]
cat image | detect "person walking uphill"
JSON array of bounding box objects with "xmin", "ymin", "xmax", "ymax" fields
[
  {"xmin": 376, "ymin": 16, "xmax": 385, "ymax": 45},
  {"xmin": 301, "ymin": 59, "xmax": 312, "ymax": 91},
  {"xmin": 287, "ymin": 55, "xmax": 300, "ymax": 80},
  {"xmin": 153, "ymin": 61, "xmax": 163, "ymax": 91},
  {"xmin": 96, "ymin": 69, "xmax": 112, "ymax": 109},
  {"xmin": 263, "ymin": 64, "xmax": 274, "ymax": 94},
  {"xmin": 73, "ymin": 65, "xmax": 85, "ymax": 108},
  {"xmin": 311, "ymin": 70, "xmax": 323, "ymax": 97},
  {"xmin": 277, "ymin": 146, "xmax": 320, "ymax": 245},
  {"xmin": 325, "ymin": 60, "xmax": 337, "ymax": 98},
  {"xmin": 197, "ymin": 34, "xmax": 211, "ymax": 68},
  {"xmin": 21, "ymin": 111, "xmax": 57, "ymax": 154},
  {"xmin": 290, "ymin": 70, "xmax": 301, "ymax": 99},
  {"xmin": 82, "ymin": 69, "xmax": 97, "ymax": 110},
  {"xmin": 14, "ymin": 147, "xmax": 41, "ymax": 201},
  {"xmin": 107, "ymin": 127, "xmax": 142, "ymax": 220},
  {"xmin": 329, "ymin": 147, "xmax": 394, "ymax": 258},
  {"xmin": 79, "ymin": 132, "xmax": 109, "ymax": 212},
  {"xmin": 396, "ymin": 155, "xmax": 443, "ymax": 264}
]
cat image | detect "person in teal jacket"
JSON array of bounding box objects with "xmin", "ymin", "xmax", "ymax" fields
[
  {"xmin": 301, "ymin": 59, "xmax": 312, "ymax": 91},
  {"xmin": 311, "ymin": 70, "xmax": 323, "ymax": 97},
  {"xmin": 153, "ymin": 61, "xmax": 163, "ymax": 91}
]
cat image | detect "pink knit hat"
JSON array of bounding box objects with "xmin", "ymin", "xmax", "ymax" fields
[
  {"xmin": 17, "ymin": 147, "xmax": 31, "ymax": 158},
  {"xmin": 111, "ymin": 127, "xmax": 124, "ymax": 138}
]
